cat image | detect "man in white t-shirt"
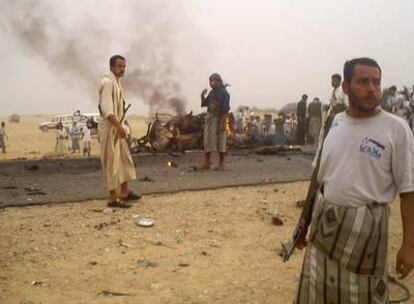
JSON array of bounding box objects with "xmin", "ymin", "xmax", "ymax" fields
[{"xmin": 295, "ymin": 58, "xmax": 414, "ymax": 303}]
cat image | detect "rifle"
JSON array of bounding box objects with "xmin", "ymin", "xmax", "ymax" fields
[
  {"xmin": 113, "ymin": 100, "xmax": 132, "ymax": 146},
  {"xmin": 281, "ymin": 114, "xmax": 334, "ymax": 262}
]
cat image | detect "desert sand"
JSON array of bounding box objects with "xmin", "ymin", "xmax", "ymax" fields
[
  {"xmin": 0, "ymin": 183, "xmax": 412, "ymax": 304},
  {"xmin": 0, "ymin": 116, "xmax": 412, "ymax": 303}
]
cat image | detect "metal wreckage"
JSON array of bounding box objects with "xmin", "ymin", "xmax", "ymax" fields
[{"xmin": 128, "ymin": 111, "xmax": 301, "ymax": 155}]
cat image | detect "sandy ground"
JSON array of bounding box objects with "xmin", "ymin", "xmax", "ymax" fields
[
  {"xmin": 0, "ymin": 115, "xmax": 148, "ymax": 161},
  {"xmin": 0, "ymin": 182, "xmax": 413, "ymax": 304},
  {"xmin": 0, "ymin": 116, "xmax": 413, "ymax": 303}
]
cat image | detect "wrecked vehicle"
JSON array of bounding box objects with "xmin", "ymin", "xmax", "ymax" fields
[
  {"xmin": 130, "ymin": 112, "xmax": 207, "ymax": 153},
  {"xmin": 129, "ymin": 110, "xmax": 299, "ymax": 154}
]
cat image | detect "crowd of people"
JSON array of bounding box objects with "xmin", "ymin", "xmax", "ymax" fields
[
  {"xmin": 54, "ymin": 121, "xmax": 92, "ymax": 156},
  {"xmin": 292, "ymin": 76, "xmax": 414, "ymax": 147},
  {"xmin": 381, "ymin": 84, "xmax": 414, "ymax": 128},
  {"xmin": 230, "ymin": 75, "xmax": 414, "ymax": 150}
]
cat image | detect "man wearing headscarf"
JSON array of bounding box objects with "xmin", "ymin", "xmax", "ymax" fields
[{"xmin": 200, "ymin": 73, "xmax": 230, "ymax": 170}]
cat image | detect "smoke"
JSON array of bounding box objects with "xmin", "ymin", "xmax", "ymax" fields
[{"xmin": 0, "ymin": 0, "xmax": 193, "ymax": 115}]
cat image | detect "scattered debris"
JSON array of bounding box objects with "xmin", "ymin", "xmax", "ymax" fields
[
  {"xmin": 25, "ymin": 164, "xmax": 39, "ymax": 171},
  {"xmin": 296, "ymin": 200, "xmax": 305, "ymax": 208},
  {"xmin": 90, "ymin": 209, "xmax": 104, "ymax": 213},
  {"xmin": 118, "ymin": 239, "xmax": 133, "ymax": 248},
  {"xmin": 1, "ymin": 185, "xmax": 18, "ymax": 190},
  {"xmin": 135, "ymin": 218, "xmax": 154, "ymax": 228},
  {"xmin": 266, "ymin": 208, "xmax": 278, "ymax": 216},
  {"xmin": 209, "ymin": 242, "xmax": 221, "ymax": 248},
  {"xmin": 139, "ymin": 176, "xmax": 155, "ymax": 182},
  {"xmin": 94, "ymin": 220, "xmax": 118, "ymax": 230},
  {"xmin": 99, "ymin": 290, "xmax": 134, "ymax": 297},
  {"xmin": 28, "ymin": 151, "xmax": 40, "ymax": 155},
  {"xmin": 152, "ymin": 240, "xmax": 177, "ymax": 249},
  {"xmin": 24, "ymin": 186, "xmax": 46, "ymax": 196},
  {"xmin": 137, "ymin": 258, "xmax": 159, "ymax": 268},
  {"xmin": 31, "ymin": 279, "xmax": 47, "ymax": 286},
  {"xmin": 168, "ymin": 152, "xmax": 182, "ymax": 158},
  {"xmin": 178, "ymin": 262, "xmax": 190, "ymax": 267},
  {"xmin": 255, "ymin": 146, "xmax": 301, "ymax": 156},
  {"xmin": 201, "ymin": 251, "xmax": 208, "ymax": 256},
  {"xmin": 167, "ymin": 160, "xmax": 178, "ymax": 168},
  {"xmin": 279, "ymin": 241, "xmax": 293, "ymax": 258},
  {"xmin": 103, "ymin": 208, "xmax": 116, "ymax": 214},
  {"xmin": 271, "ymin": 215, "xmax": 284, "ymax": 226},
  {"xmin": 89, "ymin": 261, "xmax": 98, "ymax": 266},
  {"xmin": 94, "ymin": 223, "xmax": 108, "ymax": 230},
  {"xmin": 26, "ymin": 190, "xmax": 46, "ymax": 196}
]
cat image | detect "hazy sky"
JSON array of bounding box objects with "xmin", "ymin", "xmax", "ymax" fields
[{"xmin": 1, "ymin": 0, "xmax": 414, "ymax": 116}]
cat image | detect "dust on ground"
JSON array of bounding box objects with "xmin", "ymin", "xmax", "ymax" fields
[{"xmin": 0, "ymin": 182, "xmax": 412, "ymax": 304}]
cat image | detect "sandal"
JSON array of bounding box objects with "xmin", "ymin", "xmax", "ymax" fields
[
  {"xmin": 107, "ymin": 199, "xmax": 131, "ymax": 208},
  {"xmin": 121, "ymin": 191, "xmax": 142, "ymax": 202}
]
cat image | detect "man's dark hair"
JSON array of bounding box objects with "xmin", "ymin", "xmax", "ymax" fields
[
  {"xmin": 301, "ymin": 94, "xmax": 308, "ymax": 100},
  {"xmin": 343, "ymin": 57, "xmax": 381, "ymax": 83},
  {"xmin": 1, "ymin": 122, "xmax": 5, "ymax": 126},
  {"xmin": 209, "ymin": 73, "xmax": 224, "ymax": 86},
  {"xmin": 109, "ymin": 55, "xmax": 126, "ymax": 68},
  {"xmin": 331, "ymin": 74, "xmax": 342, "ymax": 82},
  {"xmin": 389, "ymin": 85, "xmax": 397, "ymax": 91}
]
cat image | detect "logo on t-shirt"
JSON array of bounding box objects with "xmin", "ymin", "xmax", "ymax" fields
[{"xmin": 359, "ymin": 137, "xmax": 385, "ymax": 160}]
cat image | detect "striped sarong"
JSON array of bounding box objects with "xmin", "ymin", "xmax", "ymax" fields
[
  {"xmin": 203, "ymin": 112, "xmax": 227, "ymax": 153},
  {"xmin": 296, "ymin": 191, "xmax": 389, "ymax": 304}
]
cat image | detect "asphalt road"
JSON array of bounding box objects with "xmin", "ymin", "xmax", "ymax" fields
[{"xmin": 0, "ymin": 149, "xmax": 314, "ymax": 208}]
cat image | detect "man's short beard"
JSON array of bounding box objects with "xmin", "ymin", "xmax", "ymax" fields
[
  {"xmin": 349, "ymin": 98, "xmax": 376, "ymax": 113},
  {"xmin": 348, "ymin": 90, "xmax": 379, "ymax": 113}
]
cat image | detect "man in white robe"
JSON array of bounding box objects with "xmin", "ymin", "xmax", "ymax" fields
[
  {"xmin": 329, "ymin": 73, "xmax": 348, "ymax": 114},
  {"xmin": 98, "ymin": 55, "xmax": 140, "ymax": 208}
]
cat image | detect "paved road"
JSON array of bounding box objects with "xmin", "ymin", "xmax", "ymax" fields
[{"xmin": 0, "ymin": 149, "xmax": 314, "ymax": 208}]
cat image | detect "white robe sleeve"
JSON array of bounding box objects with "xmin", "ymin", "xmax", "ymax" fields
[{"xmin": 99, "ymin": 78, "xmax": 115, "ymax": 119}]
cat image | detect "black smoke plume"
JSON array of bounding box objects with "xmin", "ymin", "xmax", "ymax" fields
[{"xmin": 0, "ymin": 0, "xmax": 189, "ymax": 115}]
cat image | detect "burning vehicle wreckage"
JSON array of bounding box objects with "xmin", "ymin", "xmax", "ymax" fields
[{"xmin": 128, "ymin": 112, "xmax": 304, "ymax": 156}]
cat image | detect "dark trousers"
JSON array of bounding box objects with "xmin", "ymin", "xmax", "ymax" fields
[{"xmin": 297, "ymin": 121, "xmax": 306, "ymax": 145}]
